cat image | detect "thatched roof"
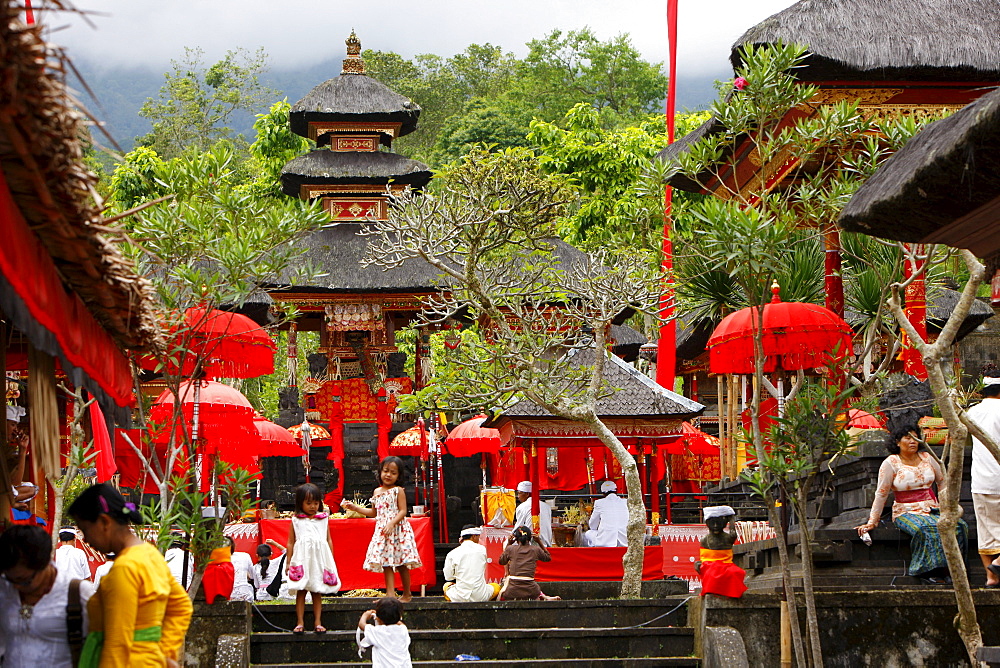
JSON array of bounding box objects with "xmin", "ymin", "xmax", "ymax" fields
[
  {"xmin": 840, "ymin": 87, "xmax": 1000, "ymax": 258},
  {"xmin": 280, "ymin": 150, "xmax": 432, "ymax": 197},
  {"xmin": 498, "ymin": 348, "xmax": 704, "ymax": 420},
  {"xmin": 926, "ymin": 288, "xmax": 993, "ymax": 340},
  {"xmin": 610, "ymin": 324, "xmax": 646, "ymax": 362},
  {"xmin": 289, "ymin": 74, "xmax": 421, "ymax": 141},
  {"xmin": 733, "ymin": 0, "xmax": 1000, "ymax": 82},
  {"xmin": 0, "ymin": 4, "xmax": 157, "ymax": 351},
  {"xmin": 656, "ymin": 116, "xmax": 730, "ymax": 193}
]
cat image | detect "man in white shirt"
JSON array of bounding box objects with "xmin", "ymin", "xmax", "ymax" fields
[
  {"xmin": 443, "ymin": 525, "xmax": 500, "ymax": 602},
  {"xmin": 54, "ymin": 528, "xmax": 91, "ymax": 580},
  {"xmin": 165, "ymin": 534, "xmax": 193, "ymax": 590},
  {"xmin": 582, "ymin": 480, "xmax": 629, "ymax": 547},
  {"xmin": 512, "ymin": 480, "xmax": 553, "ymax": 547},
  {"xmin": 968, "ymin": 368, "xmax": 1000, "ymax": 586}
]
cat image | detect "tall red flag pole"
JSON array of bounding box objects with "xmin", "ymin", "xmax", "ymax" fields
[
  {"xmin": 656, "ymin": 0, "xmax": 679, "ymax": 390},
  {"xmin": 24, "ymin": 0, "xmax": 35, "ymax": 25}
]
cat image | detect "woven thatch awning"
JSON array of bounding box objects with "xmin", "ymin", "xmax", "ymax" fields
[
  {"xmin": 290, "ymin": 74, "xmax": 421, "ymax": 142},
  {"xmin": 840, "ymin": 87, "xmax": 1000, "ymax": 260},
  {"xmin": 0, "ymin": 2, "xmax": 157, "ymax": 412},
  {"xmin": 733, "ymin": 0, "xmax": 1000, "ymax": 82},
  {"xmin": 280, "ymin": 150, "xmax": 432, "ymax": 197}
]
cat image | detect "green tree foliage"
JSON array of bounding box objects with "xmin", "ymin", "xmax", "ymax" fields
[
  {"xmin": 139, "ymin": 47, "xmax": 277, "ymax": 159},
  {"xmin": 430, "ymin": 99, "xmax": 534, "ymax": 166},
  {"xmin": 244, "ymin": 99, "xmax": 312, "ymax": 199},
  {"xmin": 516, "ymin": 29, "xmax": 668, "ymax": 123},
  {"xmin": 529, "ymin": 104, "xmax": 709, "ymax": 251}
]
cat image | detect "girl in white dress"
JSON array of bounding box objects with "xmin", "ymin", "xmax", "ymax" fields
[{"xmin": 285, "ymin": 483, "xmax": 340, "ymax": 634}]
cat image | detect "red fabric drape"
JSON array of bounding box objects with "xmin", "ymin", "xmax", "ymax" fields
[
  {"xmin": 113, "ymin": 429, "xmax": 143, "ymax": 488},
  {"xmin": 90, "ymin": 402, "xmax": 116, "ymax": 482},
  {"xmin": 0, "ymin": 164, "xmax": 133, "ymax": 405},
  {"xmin": 376, "ymin": 389, "xmax": 390, "ymax": 462}
]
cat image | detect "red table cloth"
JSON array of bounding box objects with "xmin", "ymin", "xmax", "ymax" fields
[{"xmin": 227, "ymin": 517, "xmax": 436, "ymax": 592}]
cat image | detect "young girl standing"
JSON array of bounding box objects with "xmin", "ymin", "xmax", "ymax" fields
[
  {"xmin": 286, "ymin": 483, "xmax": 340, "ymax": 634},
  {"xmin": 342, "ymin": 456, "xmax": 422, "ymax": 602}
]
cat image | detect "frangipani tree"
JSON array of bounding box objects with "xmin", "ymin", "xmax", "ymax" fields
[{"xmin": 361, "ymin": 147, "xmax": 669, "ymax": 596}]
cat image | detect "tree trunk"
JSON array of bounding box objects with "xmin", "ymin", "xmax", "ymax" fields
[
  {"xmin": 768, "ymin": 501, "xmax": 807, "ymax": 668},
  {"xmin": 589, "ymin": 415, "xmax": 646, "ymax": 598},
  {"xmin": 794, "ymin": 485, "xmax": 823, "ymax": 668}
]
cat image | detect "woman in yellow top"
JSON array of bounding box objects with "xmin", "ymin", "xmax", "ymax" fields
[{"xmin": 69, "ymin": 483, "xmax": 192, "ymax": 667}]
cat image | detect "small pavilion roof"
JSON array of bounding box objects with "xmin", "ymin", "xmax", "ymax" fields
[
  {"xmin": 733, "ymin": 0, "xmax": 1000, "ymax": 82},
  {"xmin": 497, "ymin": 349, "xmax": 704, "ymax": 421},
  {"xmin": 840, "ymin": 87, "xmax": 1000, "ymax": 262},
  {"xmin": 289, "ymin": 74, "xmax": 421, "ymax": 141},
  {"xmin": 280, "ymin": 150, "xmax": 433, "ymax": 196}
]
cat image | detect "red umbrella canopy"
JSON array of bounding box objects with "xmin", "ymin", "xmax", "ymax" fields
[
  {"xmin": 140, "ymin": 307, "xmax": 277, "ymax": 379},
  {"xmin": 287, "ymin": 422, "xmax": 331, "ymax": 441},
  {"xmin": 707, "ymin": 285, "xmax": 853, "ymax": 375},
  {"xmin": 254, "ymin": 414, "xmax": 306, "ymax": 457},
  {"xmin": 846, "ymin": 408, "xmax": 884, "ymax": 430},
  {"xmin": 444, "ymin": 415, "xmax": 510, "ymax": 457},
  {"xmin": 679, "ymin": 421, "xmax": 720, "ymax": 456},
  {"xmin": 148, "ymin": 380, "xmax": 262, "ymax": 463},
  {"xmin": 390, "ymin": 425, "xmax": 425, "ymax": 457}
]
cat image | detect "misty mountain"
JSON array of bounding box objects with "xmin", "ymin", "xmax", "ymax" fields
[{"xmin": 70, "ymin": 55, "xmax": 725, "ymax": 154}]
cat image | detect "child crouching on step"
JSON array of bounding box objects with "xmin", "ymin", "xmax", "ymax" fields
[{"xmin": 356, "ymin": 596, "xmax": 412, "ymax": 668}]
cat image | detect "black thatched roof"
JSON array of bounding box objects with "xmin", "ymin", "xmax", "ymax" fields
[
  {"xmin": 498, "ymin": 349, "xmax": 703, "ymax": 420},
  {"xmin": 280, "ymin": 150, "xmax": 433, "ymax": 197},
  {"xmin": 733, "ymin": 0, "xmax": 1000, "ymax": 82},
  {"xmin": 289, "ymin": 74, "xmax": 421, "ymax": 141},
  {"xmin": 656, "ymin": 115, "xmax": 731, "ymax": 193},
  {"xmin": 610, "ymin": 324, "xmax": 647, "ymax": 362},
  {"xmin": 926, "ymin": 288, "xmax": 993, "ymax": 340},
  {"xmin": 270, "ymin": 223, "xmax": 444, "ymax": 293},
  {"xmin": 840, "ymin": 87, "xmax": 1000, "ymax": 257},
  {"xmin": 270, "ymin": 226, "xmax": 593, "ymax": 294}
]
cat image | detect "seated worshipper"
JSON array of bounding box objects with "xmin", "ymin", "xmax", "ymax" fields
[
  {"xmin": 694, "ymin": 506, "xmax": 747, "ymax": 598},
  {"xmin": 513, "ymin": 480, "xmax": 553, "ymax": 547},
  {"xmin": 580, "ymin": 480, "xmax": 629, "ymax": 547},
  {"xmin": 255, "ymin": 540, "xmax": 286, "ymax": 601},
  {"xmin": 0, "ymin": 524, "xmax": 95, "ymax": 668},
  {"xmin": 92, "ymin": 553, "xmax": 116, "ymax": 590},
  {"xmin": 498, "ymin": 526, "xmax": 560, "ymax": 601},
  {"xmin": 55, "ymin": 528, "xmax": 92, "ymax": 581},
  {"xmin": 165, "ymin": 533, "xmax": 194, "ymax": 590},
  {"xmin": 855, "ymin": 426, "xmax": 968, "ymax": 583},
  {"xmin": 227, "ymin": 536, "xmax": 259, "ymax": 602},
  {"xmin": 443, "ymin": 525, "xmax": 500, "ymax": 602}
]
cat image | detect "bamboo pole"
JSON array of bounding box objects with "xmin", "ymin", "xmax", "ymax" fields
[
  {"xmin": 780, "ymin": 599, "xmax": 792, "ymax": 668},
  {"xmin": 717, "ymin": 375, "xmax": 726, "ymax": 479}
]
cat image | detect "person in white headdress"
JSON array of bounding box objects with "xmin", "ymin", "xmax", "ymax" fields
[
  {"xmin": 967, "ymin": 364, "xmax": 1000, "ymax": 587},
  {"xmin": 512, "ymin": 481, "xmax": 552, "ymax": 547},
  {"xmin": 580, "ymin": 480, "xmax": 629, "ymax": 547},
  {"xmin": 442, "ymin": 525, "xmax": 500, "ymax": 602}
]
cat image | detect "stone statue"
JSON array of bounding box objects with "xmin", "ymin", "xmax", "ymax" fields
[
  {"xmin": 695, "ymin": 506, "xmax": 746, "ymax": 598},
  {"xmin": 307, "ymin": 353, "xmax": 328, "ymax": 380}
]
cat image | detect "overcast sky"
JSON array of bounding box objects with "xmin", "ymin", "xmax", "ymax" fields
[{"xmin": 48, "ymin": 0, "xmax": 797, "ymax": 77}]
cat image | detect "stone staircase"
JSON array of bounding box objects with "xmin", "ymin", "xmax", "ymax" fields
[{"xmin": 249, "ymin": 597, "xmax": 699, "ymax": 666}]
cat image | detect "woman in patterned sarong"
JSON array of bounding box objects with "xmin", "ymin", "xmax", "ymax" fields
[{"xmin": 856, "ymin": 427, "xmax": 967, "ymax": 582}]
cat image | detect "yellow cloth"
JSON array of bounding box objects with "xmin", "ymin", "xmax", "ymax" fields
[
  {"xmin": 699, "ymin": 547, "xmax": 734, "ymax": 563},
  {"xmin": 208, "ymin": 546, "xmax": 232, "ymax": 565},
  {"xmin": 87, "ymin": 541, "xmax": 193, "ymax": 667}
]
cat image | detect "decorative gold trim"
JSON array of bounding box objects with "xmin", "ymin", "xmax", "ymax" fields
[
  {"xmin": 805, "ymin": 88, "xmax": 904, "ymax": 105},
  {"xmin": 300, "ymin": 184, "xmax": 408, "ymax": 198},
  {"xmin": 308, "ymin": 121, "xmax": 402, "ymax": 141}
]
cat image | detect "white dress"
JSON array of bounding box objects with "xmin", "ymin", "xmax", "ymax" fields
[
  {"xmin": 287, "ymin": 514, "xmax": 341, "ymax": 594},
  {"xmin": 0, "ymin": 566, "xmax": 94, "ymax": 667},
  {"xmin": 230, "ymin": 551, "xmax": 259, "ymax": 601}
]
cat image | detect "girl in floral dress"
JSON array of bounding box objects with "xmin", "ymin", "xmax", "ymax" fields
[
  {"xmin": 286, "ymin": 483, "xmax": 340, "ymax": 634},
  {"xmin": 342, "ymin": 456, "xmax": 422, "ymax": 602}
]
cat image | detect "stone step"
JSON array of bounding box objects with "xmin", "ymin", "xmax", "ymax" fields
[
  {"xmin": 253, "ymin": 659, "xmax": 699, "ymax": 667},
  {"xmin": 251, "ymin": 597, "xmax": 690, "ymax": 634},
  {"xmin": 250, "ymin": 626, "xmax": 695, "ymax": 664}
]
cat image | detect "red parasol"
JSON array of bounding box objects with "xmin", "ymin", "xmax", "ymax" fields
[
  {"xmin": 287, "ymin": 422, "xmax": 331, "ymax": 441},
  {"xmin": 444, "ymin": 415, "xmax": 511, "ymax": 457},
  {"xmin": 139, "ymin": 307, "xmax": 277, "ymax": 379},
  {"xmin": 254, "ymin": 414, "xmax": 306, "ymax": 457},
  {"xmin": 680, "ymin": 422, "xmax": 720, "ymax": 456},
  {"xmin": 846, "ymin": 408, "xmax": 884, "ymax": 430},
  {"xmin": 390, "ymin": 425, "xmax": 426, "ymax": 457},
  {"xmin": 707, "ymin": 284, "xmax": 853, "ymax": 375}
]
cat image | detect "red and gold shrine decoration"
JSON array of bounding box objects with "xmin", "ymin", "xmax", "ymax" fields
[
  {"xmin": 331, "ymin": 136, "xmax": 378, "ymax": 152},
  {"xmin": 325, "ymin": 303, "xmax": 384, "ymax": 332},
  {"xmin": 313, "ymin": 378, "xmax": 412, "ymax": 423},
  {"xmin": 323, "ymin": 198, "xmax": 386, "ymax": 221}
]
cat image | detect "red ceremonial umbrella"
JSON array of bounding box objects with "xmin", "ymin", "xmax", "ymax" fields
[
  {"xmin": 254, "ymin": 414, "xmax": 306, "ymax": 457},
  {"xmin": 390, "ymin": 425, "xmax": 426, "ymax": 457},
  {"xmin": 140, "ymin": 307, "xmax": 277, "ymax": 379},
  {"xmin": 707, "ymin": 284, "xmax": 853, "ymax": 375},
  {"xmin": 846, "ymin": 408, "xmax": 884, "ymax": 430},
  {"xmin": 443, "ymin": 415, "xmax": 510, "ymax": 457}
]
